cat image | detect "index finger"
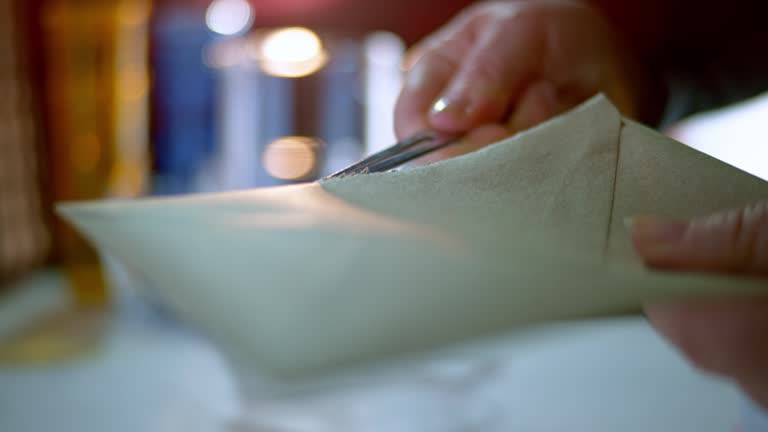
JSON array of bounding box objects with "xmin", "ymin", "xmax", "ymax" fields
[{"xmin": 394, "ymin": 48, "xmax": 458, "ymax": 139}]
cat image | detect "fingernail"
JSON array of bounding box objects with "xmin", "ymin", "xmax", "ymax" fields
[
  {"xmin": 629, "ymin": 216, "xmax": 688, "ymax": 246},
  {"xmin": 430, "ymin": 96, "xmax": 472, "ymax": 120},
  {"xmin": 404, "ymin": 61, "xmax": 429, "ymax": 90}
]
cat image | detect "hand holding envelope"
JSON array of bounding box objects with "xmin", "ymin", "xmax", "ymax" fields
[
  {"xmin": 394, "ymin": 0, "xmax": 768, "ymax": 411},
  {"xmin": 59, "ymin": 96, "xmax": 768, "ymax": 384},
  {"xmin": 395, "ymin": 0, "xmax": 656, "ymax": 161},
  {"xmin": 629, "ymin": 209, "xmax": 768, "ymax": 409}
]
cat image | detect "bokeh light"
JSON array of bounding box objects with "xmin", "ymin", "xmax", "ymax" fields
[
  {"xmin": 262, "ymin": 137, "xmax": 321, "ymax": 181},
  {"xmin": 256, "ymin": 27, "xmax": 328, "ymax": 78},
  {"xmin": 205, "ymin": 0, "xmax": 254, "ymax": 36},
  {"xmin": 203, "ymin": 39, "xmax": 249, "ymax": 69}
]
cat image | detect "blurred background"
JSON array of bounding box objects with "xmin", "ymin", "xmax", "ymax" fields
[
  {"xmin": 0, "ymin": 0, "xmax": 476, "ymax": 312},
  {"xmin": 1, "ymin": 1, "xmax": 767, "ymax": 431}
]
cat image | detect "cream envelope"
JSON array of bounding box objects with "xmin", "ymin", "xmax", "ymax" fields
[{"xmin": 60, "ymin": 95, "xmax": 768, "ymax": 379}]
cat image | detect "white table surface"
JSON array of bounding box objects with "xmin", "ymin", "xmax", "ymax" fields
[{"xmin": 0, "ymin": 270, "xmax": 764, "ymax": 432}]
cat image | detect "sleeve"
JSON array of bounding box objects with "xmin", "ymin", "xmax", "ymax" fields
[
  {"xmin": 590, "ymin": 0, "xmax": 768, "ymax": 127},
  {"xmin": 659, "ymin": 23, "xmax": 768, "ymax": 127}
]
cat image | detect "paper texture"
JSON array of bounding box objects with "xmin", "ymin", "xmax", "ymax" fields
[{"xmin": 59, "ymin": 95, "xmax": 768, "ymax": 378}]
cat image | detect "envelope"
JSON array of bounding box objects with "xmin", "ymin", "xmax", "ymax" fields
[{"xmin": 59, "ymin": 95, "xmax": 768, "ymax": 379}]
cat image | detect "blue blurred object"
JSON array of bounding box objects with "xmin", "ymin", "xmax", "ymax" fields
[
  {"xmin": 148, "ymin": 4, "xmax": 400, "ymax": 194},
  {"xmin": 150, "ymin": 5, "xmax": 217, "ymax": 195},
  {"xmin": 318, "ymin": 40, "xmax": 364, "ymax": 177}
]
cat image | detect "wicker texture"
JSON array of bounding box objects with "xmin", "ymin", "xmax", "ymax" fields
[{"xmin": 0, "ymin": 0, "xmax": 50, "ymax": 285}]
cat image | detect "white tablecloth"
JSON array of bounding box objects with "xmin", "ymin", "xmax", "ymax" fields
[{"xmin": 1, "ymin": 270, "xmax": 764, "ymax": 432}]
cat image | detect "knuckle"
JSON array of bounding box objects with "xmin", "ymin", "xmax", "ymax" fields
[
  {"xmin": 416, "ymin": 45, "xmax": 460, "ymax": 71},
  {"xmin": 464, "ymin": 1, "xmax": 513, "ymax": 18},
  {"xmin": 463, "ymin": 54, "xmax": 505, "ymax": 86},
  {"xmin": 692, "ymin": 203, "xmax": 768, "ymax": 274},
  {"xmin": 731, "ymin": 203, "xmax": 768, "ymax": 274}
]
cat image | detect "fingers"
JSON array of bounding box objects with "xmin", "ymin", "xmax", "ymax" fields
[
  {"xmin": 413, "ymin": 123, "xmax": 511, "ymax": 165},
  {"xmin": 395, "ymin": 48, "xmax": 459, "ymax": 139},
  {"xmin": 507, "ymin": 80, "xmax": 581, "ymax": 132},
  {"xmin": 397, "ymin": 3, "xmax": 547, "ymax": 138},
  {"xmin": 394, "ymin": 6, "xmax": 481, "ymax": 139},
  {"xmin": 630, "ymin": 203, "xmax": 768, "ymax": 275},
  {"xmin": 405, "ymin": 79, "xmax": 579, "ymax": 164},
  {"xmin": 646, "ymin": 301, "xmax": 768, "ymax": 374},
  {"xmin": 419, "ymin": 80, "xmax": 581, "ymax": 164},
  {"xmin": 645, "ymin": 301, "xmax": 768, "ymax": 408},
  {"xmin": 633, "ymin": 204, "xmax": 768, "ymax": 409},
  {"xmin": 427, "ymin": 9, "xmax": 543, "ymax": 133}
]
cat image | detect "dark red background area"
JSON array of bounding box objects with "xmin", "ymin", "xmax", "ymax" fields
[
  {"xmin": 245, "ymin": 0, "xmax": 474, "ymax": 45},
  {"xmin": 157, "ymin": 0, "xmax": 474, "ymax": 45}
]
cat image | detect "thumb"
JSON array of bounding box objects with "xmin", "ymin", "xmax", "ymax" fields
[{"xmin": 630, "ymin": 203, "xmax": 768, "ymax": 275}]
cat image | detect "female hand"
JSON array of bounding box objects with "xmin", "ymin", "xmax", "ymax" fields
[
  {"xmin": 632, "ymin": 203, "xmax": 768, "ymax": 409},
  {"xmin": 395, "ymin": 0, "xmax": 654, "ymax": 160}
]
